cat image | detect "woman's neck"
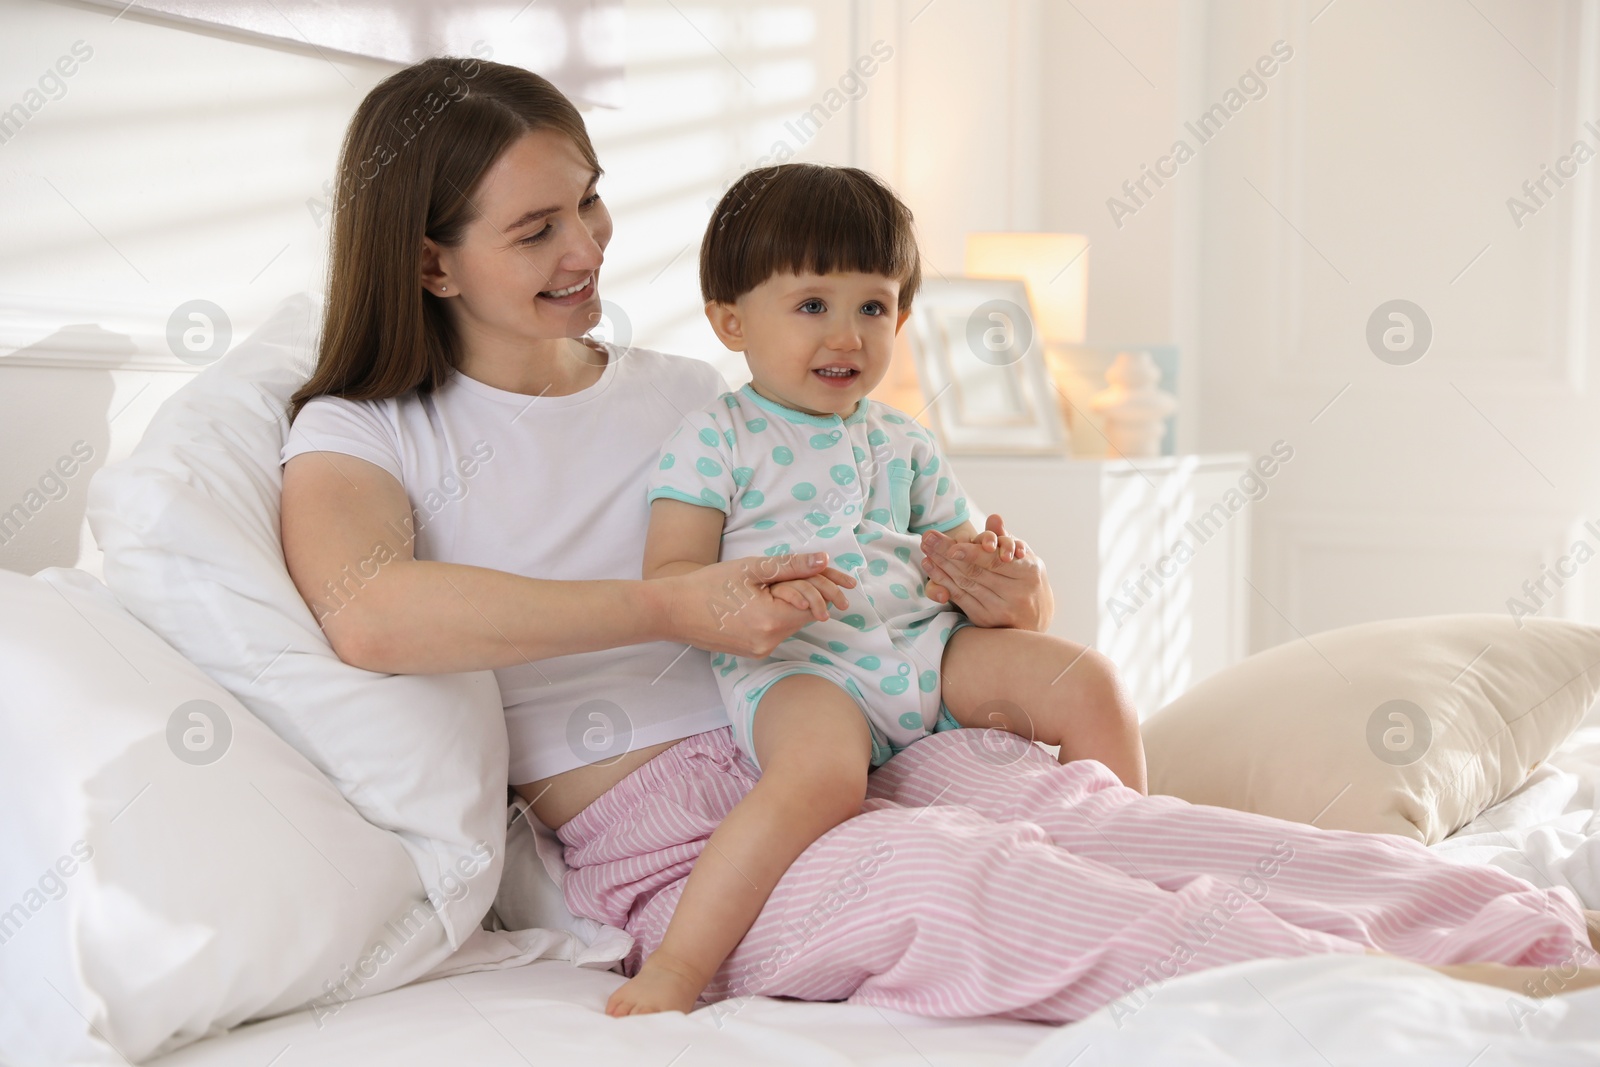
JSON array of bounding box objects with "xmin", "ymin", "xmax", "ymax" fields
[{"xmin": 456, "ymin": 328, "xmax": 607, "ymax": 398}]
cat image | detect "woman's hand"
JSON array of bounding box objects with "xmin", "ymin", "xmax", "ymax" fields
[
  {"xmin": 661, "ymin": 553, "xmax": 857, "ymax": 657},
  {"xmin": 920, "ymin": 513, "xmax": 1053, "ymax": 631}
]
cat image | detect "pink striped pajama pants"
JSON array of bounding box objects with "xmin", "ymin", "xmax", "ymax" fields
[{"xmin": 557, "ymin": 726, "xmax": 1596, "ymax": 1022}]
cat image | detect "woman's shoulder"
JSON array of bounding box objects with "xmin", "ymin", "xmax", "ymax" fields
[{"xmin": 611, "ymin": 343, "xmax": 732, "ymax": 413}]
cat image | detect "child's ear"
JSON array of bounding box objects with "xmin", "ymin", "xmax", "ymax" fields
[
  {"xmin": 705, "ymin": 301, "xmax": 747, "ymax": 351},
  {"xmin": 894, "ymin": 306, "xmax": 912, "ymax": 334}
]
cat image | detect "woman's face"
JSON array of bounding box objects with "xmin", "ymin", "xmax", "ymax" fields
[{"xmin": 427, "ymin": 128, "xmax": 613, "ymax": 344}]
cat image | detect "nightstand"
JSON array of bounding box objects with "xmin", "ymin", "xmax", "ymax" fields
[{"xmin": 950, "ymin": 453, "xmax": 1252, "ymax": 719}]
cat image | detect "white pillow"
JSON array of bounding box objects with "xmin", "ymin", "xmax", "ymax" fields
[
  {"xmin": 0, "ymin": 567, "xmax": 453, "ymax": 1064},
  {"xmin": 85, "ymin": 293, "xmax": 507, "ymax": 946},
  {"xmin": 1143, "ymin": 614, "xmax": 1600, "ymax": 843}
]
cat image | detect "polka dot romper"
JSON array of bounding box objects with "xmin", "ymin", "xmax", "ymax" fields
[{"xmin": 648, "ymin": 383, "xmax": 973, "ymax": 769}]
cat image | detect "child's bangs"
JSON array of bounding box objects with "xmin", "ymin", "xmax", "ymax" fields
[
  {"xmin": 755, "ymin": 181, "xmax": 918, "ymax": 292},
  {"xmin": 702, "ymin": 164, "xmax": 922, "ymax": 307}
]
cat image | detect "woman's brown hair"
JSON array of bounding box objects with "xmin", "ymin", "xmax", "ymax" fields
[
  {"xmin": 289, "ymin": 57, "xmax": 600, "ymax": 422},
  {"xmin": 699, "ymin": 163, "xmax": 922, "ymax": 311}
]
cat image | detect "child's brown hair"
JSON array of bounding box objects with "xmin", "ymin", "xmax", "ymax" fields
[{"xmin": 699, "ymin": 163, "xmax": 922, "ymax": 310}]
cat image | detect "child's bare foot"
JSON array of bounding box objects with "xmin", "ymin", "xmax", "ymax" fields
[{"xmin": 605, "ymin": 953, "xmax": 706, "ymax": 1017}]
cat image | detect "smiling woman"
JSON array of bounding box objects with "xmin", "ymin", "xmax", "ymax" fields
[{"xmin": 288, "ymin": 58, "xmax": 611, "ymax": 422}]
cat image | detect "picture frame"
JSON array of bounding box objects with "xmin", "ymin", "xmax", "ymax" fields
[{"xmin": 906, "ymin": 278, "xmax": 1069, "ymax": 455}]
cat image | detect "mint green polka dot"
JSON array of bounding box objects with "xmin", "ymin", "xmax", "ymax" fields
[
  {"xmin": 868, "ymin": 429, "xmax": 890, "ymax": 447},
  {"xmin": 659, "ymin": 453, "xmax": 675, "ymax": 469},
  {"xmin": 742, "ymin": 490, "xmax": 766, "ymax": 508},
  {"xmin": 700, "ymin": 489, "xmax": 728, "ymax": 509},
  {"xmin": 835, "ymin": 553, "xmax": 865, "ymax": 569},
  {"xmin": 867, "ymin": 559, "xmax": 889, "ymax": 576},
  {"xmin": 723, "ymin": 429, "xmax": 737, "ymax": 449},
  {"xmin": 827, "ymin": 640, "xmax": 849, "ymax": 653},
  {"xmin": 856, "ymin": 655, "xmax": 881, "ymax": 670},
  {"xmin": 910, "ymin": 504, "xmax": 925, "ymax": 519},
  {"xmin": 894, "ymin": 547, "xmax": 912, "ymax": 563},
  {"xmin": 829, "ymin": 465, "xmax": 856, "ymax": 486},
  {"xmin": 765, "ymin": 543, "xmax": 792, "ymax": 555},
  {"xmin": 754, "ymin": 519, "xmax": 777, "ymax": 529},
  {"xmin": 810, "ymin": 431, "xmax": 842, "ymax": 449},
  {"xmin": 720, "ymin": 659, "xmax": 737, "ymax": 676},
  {"xmin": 817, "ymin": 526, "xmax": 840, "ymax": 538},
  {"xmin": 887, "ymin": 458, "xmax": 910, "ymax": 473},
  {"xmin": 880, "ymin": 675, "xmax": 909, "ymax": 695},
  {"xmin": 745, "ymin": 418, "xmax": 768, "ymax": 432},
  {"xmin": 801, "ymin": 511, "xmax": 825, "ymax": 527},
  {"xmin": 810, "ymin": 654, "xmax": 832, "ymax": 665},
  {"xmin": 923, "ymin": 456, "xmax": 941, "ymax": 476},
  {"xmin": 890, "ymin": 583, "xmax": 911, "ymax": 599},
  {"xmin": 696, "ymin": 457, "xmax": 723, "ymax": 477},
  {"xmin": 898, "ymin": 711, "xmax": 923, "ymax": 730},
  {"xmin": 842, "ymin": 614, "xmax": 867, "ymax": 629},
  {"xmin": 906, "ymin": 616, "xmax": 931, "ymax": 630},
  {"xmin": 698, "ymin": 428, "xmax": 719, "ymax": 447},
  {"xmin": 732, "ymin": 466, "xmax": 754, "ymax": 486},
  {"xmin": 919, "ymin": 670, "xmax": 938, "ymax": 693},
  {"xmin": 853, "ymin": 446, "xmax": 867, "ymax": 463},
  {"xmin": 724, "ymin": 395, "xmax": 739, "ymax": 408},
  {"xmin": 936, "ymin": 476, "xmax": 949, "ymax": 495},
  {"xmin": 907, "ymin": 429, "xmax": 930, "ymax": 442},
  {"xmin": 865, "ymin": 508, "xmax": 891, "ymax": 524},
  {"xmin": 939, "ymin": 627, "xmax": 954, "ymax": 644},
  {"xmin": 916, "ymin": 581, "xmax": 927, "ymax": 597},
  {"xmin": 772, "ymin": 446, "xmax": 794, "ymax": 465},
  {"xmin": 882, "ymin": 413, "xmax": 906, "ymax": 424},
  {"xmin": 858, "ymin": 530, "xmax": 883, "ymax": 544},
  {"xmin": 792, "ymin": 482, "xmax": 817, "ymax": 501},
  {"xmin": 954, "ymin": 498, "xmax": 967, "ymax": 513}
]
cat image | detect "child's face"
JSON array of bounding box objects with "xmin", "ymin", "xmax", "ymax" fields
[{"xmin": 707, "ymin": 271, "xmax": 910, "ymax": 417}]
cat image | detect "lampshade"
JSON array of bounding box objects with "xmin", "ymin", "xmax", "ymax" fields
[{"xmin": 964, "ymin": 232, "xmax": 1089, "ymax": 344}]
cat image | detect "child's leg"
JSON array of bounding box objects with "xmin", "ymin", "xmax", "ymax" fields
[
  {"xmin": 606, "ymin": 673, "xmax": 873, "ymax": 1016},
  {"xmin": 938, "ymin": 625, "xmax": 1148, "ymax": 793}
]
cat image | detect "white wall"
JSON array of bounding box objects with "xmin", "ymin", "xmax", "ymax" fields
[
  {"xmin": 0, "ymin": 0, "xmax": 1041, "ymax": 576},
  {"xmin": 12, "ymin": 0, "xmax": 1591, "ymax": 659}
]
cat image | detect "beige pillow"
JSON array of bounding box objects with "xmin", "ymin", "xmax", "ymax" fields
[{"xmin": 1142, "ymin": 615, "xmax": 1600, "ymax": 843}]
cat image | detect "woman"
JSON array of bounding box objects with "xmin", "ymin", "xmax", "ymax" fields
[{"xmin": 280, "ymin": 56, "xmax": 1600, "ymax": 1021}]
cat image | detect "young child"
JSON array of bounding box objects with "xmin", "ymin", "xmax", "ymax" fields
[{"xmin": 612, "ymin": 163, "xmax": 1146, "ymax": 1016}]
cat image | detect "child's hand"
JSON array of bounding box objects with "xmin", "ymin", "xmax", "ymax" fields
[
  {"xmin": 770, "ymin": 576, "xmax": 847, "ymax": 622},
  {"xmin": 922, "ymin": 514, "xmax": 1052, "ymax": 631},
  {"xmin": 924, "ymin": 527, "xmax": 1024, "ymax": 602}
]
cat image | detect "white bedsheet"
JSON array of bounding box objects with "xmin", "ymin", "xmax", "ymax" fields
[{"xmin": 153, "ymin": 713, "xmax": 1600, "ymax": 1066}]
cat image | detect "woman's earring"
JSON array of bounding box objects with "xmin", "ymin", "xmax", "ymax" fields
[{"xmin": 439, "ymin": 285, "xmax": 448, "ymax": 292}]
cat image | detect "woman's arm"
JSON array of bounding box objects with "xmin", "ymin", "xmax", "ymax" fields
[
  {"xmin": 282, "ymin": 452, "xmax": 855, "ymax": 673},
  {"xmin": 643, "ymin": 498, "xmax": 854, "ymax": 622}
]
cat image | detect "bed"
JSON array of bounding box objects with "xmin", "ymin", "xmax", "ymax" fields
[{"xmin": 133, "ymin": 706, "xmax": 1600, "ymax": 1066}]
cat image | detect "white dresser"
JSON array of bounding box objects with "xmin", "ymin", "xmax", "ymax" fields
[{"xmin": 951, "ymin": 453, "xmax": 1252, "ymax": 719}]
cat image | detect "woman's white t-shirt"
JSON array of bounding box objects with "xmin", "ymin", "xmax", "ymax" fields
[{"xmin": 280, "ymin": 343, "xmax": 732, "ymax": 783}]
